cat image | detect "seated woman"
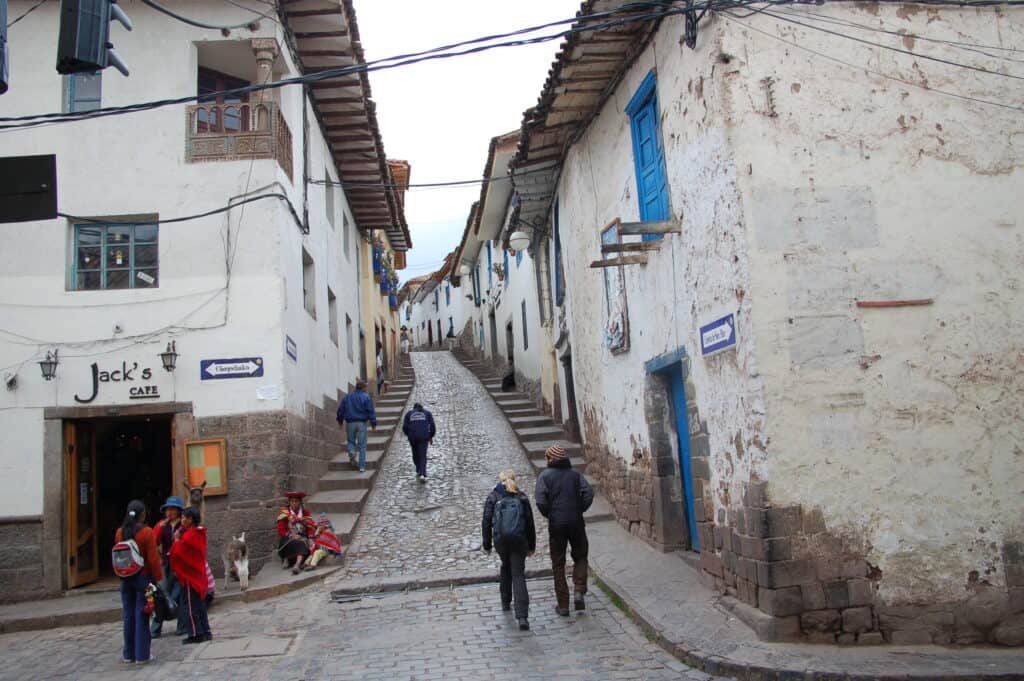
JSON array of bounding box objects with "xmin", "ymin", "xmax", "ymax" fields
[{"xmin": 277, "ymin": 491, "xmax": 315, "ymax": 574}]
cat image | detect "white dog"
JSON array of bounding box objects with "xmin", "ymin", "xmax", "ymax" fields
[{"xmin": 223, "ymin": 532, "xmax": 250, "ymax": 591}]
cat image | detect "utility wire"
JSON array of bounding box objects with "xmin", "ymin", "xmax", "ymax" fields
[
  {"xmin": 139, "ymin": 0, "xmax": 260, "ymax": 31},
  {"xmin": 6, "ymin": 0, "xmax": 48, "ymax": 28},
  {"xmin": 309, "ymin": 163, "xmax": 558, "ymax": 190},
  {"xmin": 719, "ymin": 9, "xmax": 1024, "ymax": 112},
  {"xmin": 58, "ymin": 192, "xmax": 305, "ymax": 231}
]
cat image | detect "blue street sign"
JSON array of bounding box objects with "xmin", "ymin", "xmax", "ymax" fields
[
  {"xmin": 201, "ymin": 357, "xmax": 264, "ymax": 380},
  {"xmin": 285, "ymin": 336, "xmax": 298, "ymax": 362},
  {"xmin": 700, "ymin": 313, "xmax": 737, "ymax": 357}
]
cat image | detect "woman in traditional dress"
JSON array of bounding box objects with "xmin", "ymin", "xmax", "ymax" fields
[
  {"xmin": 169, "ymin": 506, "xmax": 211, "ymax": 644},
  {"xmin": 277, "ymin": 491, "xmax": 315, "ymax": 574}
]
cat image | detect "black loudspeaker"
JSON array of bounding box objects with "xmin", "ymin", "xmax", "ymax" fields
[{"xmin": 0, "ymin": 155, "xmax": 59, "ymax": 223}]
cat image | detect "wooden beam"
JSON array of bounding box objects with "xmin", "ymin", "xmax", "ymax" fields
[
  {"xmin": 328, "ymin": 134, "xmax": 375, "ymax": 143},
  {"xmin": 294, "ymin": 30, "xmax": 348, "ymax": 39},
  {"xmin": 617, "ymin": 220, "xmax": 681, "ymax": 236},
  {"xmin": 589, "ymin": 256, "xmax": 648, "ymax": 268},
  {"xmin": 315, "ymin": 96, "xmax": 364, "ymax": 105},
  {"xmin": 284, "ymin": 9, "xmax": 336, "ymax": 17},
  {"xmin": 326, "ymin": 123, "xmax": 370, "ymax": 132},
  {"xmin": 321, "ymin": 110, "xmax": 366, "ymax": 119},
  {"xmin": 600, "ymin": 242, "xmax": 663, "ymax": 254}
]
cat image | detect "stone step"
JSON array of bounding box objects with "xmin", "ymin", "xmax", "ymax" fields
[
  {"xmin": 508, "ymin": 414, "xmax": 553, "ymax": 428},
  {"xmin": 488, "ymin": 389, "xmax": 525, "ymax": 399},
  {"xmin": 367, "ymin": 435, "xmax": 390, "ymax": 451},
  {"xmin": 515, "ymin": 425, "xmax": 568, "ymax": 442},
  {"xmin": 483, "ymin": 382, "xmax": 503, "ymax": 390},
  {"xmin": 502, "ymin": 406, "xmax": 544, "ymax": 416},
  {"xmin": 529, "ymin": 456, "xmax": 587, "ymax": 474},
  {"xmin": 322, "ymin": 513, "xmax": 359, "ymax": 544},
  {"xmin": 306, "ymin": 488, "xmax": 369, "ymax": 514},
  {"xmin": 318, "ymin": 469, "xmax": 377, "ymax": 491},
  {"xmin": 523, "ymin": 439, "xmax": 582, "ymax": 459},
  {"xmin": 328, "ymin": 449, "xmax": 384, "ymax": 471},
  {"xmin": 496, "ymin": 399, "xmax": 535, "ymax": 410},
  {"xmin": 378, "ymin": 398, "xmax": 410, "ymax": 409},
  {"xmin": 377, "ymin": 406, "xmax": 404, "ymax": 416},
  {"xmin": 584, "ymin": 495, "xmax": 615, "ymax": 523}
]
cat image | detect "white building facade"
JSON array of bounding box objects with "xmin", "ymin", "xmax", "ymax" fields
[{"xmin": 0, "ymin": 0, "xmax": 406, "ymax": 600}]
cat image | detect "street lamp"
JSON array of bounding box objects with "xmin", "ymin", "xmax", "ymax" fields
[
  {"xmin": 508, "ymin": 231, "xmax": 531, "ymax": 252},
  {"xmin": 38, "ymin": 350, "xmax": 59, "ymax": 381},
  {"xmin": 159, "ymin": 341, "xmax": 178, "ymax": 372}
]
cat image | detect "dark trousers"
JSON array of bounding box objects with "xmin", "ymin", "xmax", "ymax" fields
[
  {"xmin": 409, "ymin": 438, "xmax": 429, "ymax": 477},
  {"xmin": 119, "ymin": 572, "xmax": 152, "ymax": 662},
  {"xmin": 549, "ymin": 523, "xmax": 589, "ymax": 609},
  {"xmin": 498, "ymin": 548, "xmax": 529, "ymax": 620},
  {"xmin": 179, "ymin": 584, "xmax": 211, "ymax": 639}
]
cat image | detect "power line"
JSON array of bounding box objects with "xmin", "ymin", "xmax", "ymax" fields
[
  {"xmin": 139, "ymin": 0, "xmax": 260, "ymax": 31},
  {"xmin": 309, "ymin": 163, "xmax": 559, "ymax": 190},
  {"xmin": 719, "ymin": 9, "xmax": 1024, "ymax": 112},
  {"xmin": 6, "ymin": 0, "xmax": 48, "ymax": 28}
]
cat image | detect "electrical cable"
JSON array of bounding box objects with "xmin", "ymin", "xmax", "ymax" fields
[
  {"xmin": 222, "ymin": 0, "xmax": 279, "ymax": 26},
  {"xmin": 6, "ymin": 0, "xmax": 48, "ymax": 28},
  {"xmin": 718, "ymin": 9, "xmax": 1024, "ymax": 112},
  {"xmin": 139, "ymin": 0, "xmax": 260, "ymax": 31},
  {"xmin": 309, "ymin": 163, "xmax": 558, "ymax": 190}
]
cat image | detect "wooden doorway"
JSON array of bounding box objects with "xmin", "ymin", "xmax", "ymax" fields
[{"xmin": 64, "ymin": 422, "xmax": 99, "ymax": 588}]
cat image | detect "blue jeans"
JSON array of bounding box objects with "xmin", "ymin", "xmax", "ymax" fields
[
  {"xmin": 120, "ymin": 572, "xmax": 152, "ymax": 662},
  {"xmin": 346, "ymin": 420, "xmax": 368, "ymax": 469}
]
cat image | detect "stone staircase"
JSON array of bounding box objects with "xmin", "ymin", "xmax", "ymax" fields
[
  {"xmin": 452, "ymin": 351, "xmax": 614, "ymax": 523},
  {"xmin": 306, "ymin": 355, "xmax": 415, "ymax": 547}
]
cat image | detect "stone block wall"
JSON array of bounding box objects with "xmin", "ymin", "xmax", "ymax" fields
[
  {"xmin": 0, "ymin": 520, "xmax": 46, "ymax": 602},
  {"xmin": 696, "ymin": 477, "xmax": 1024, "ymax": 646}
]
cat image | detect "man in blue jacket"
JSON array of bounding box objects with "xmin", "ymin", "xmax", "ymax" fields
[
  {"xmin": 336, "ymin": 380, "xmax": 377, "ymax": 472},
  {"xmin": 402, "ymin": 402, "xmax": 436, "ymax": 483}
]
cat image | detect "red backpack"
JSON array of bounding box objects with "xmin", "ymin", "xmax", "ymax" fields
[{"xmin": 111, "ymin": 538, "xmax": 145, "ymax": 578}]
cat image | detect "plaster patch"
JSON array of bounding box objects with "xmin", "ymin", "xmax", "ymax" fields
[
  {"xmin": 753, "ymin": 186, "xmax": 879, "ymax": 251},
  {"xmin": 788, "ymin": 315, "xmax": 864, "ymax": 369}
]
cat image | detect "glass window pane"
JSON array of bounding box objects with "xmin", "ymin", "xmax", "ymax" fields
[
  {"xmin": 134, "ymin": 244, "xmax": 157, "ymax": 267},
  {"xmin": 77, "ymin": 246, "xmax": 100, "ymax": 269},
  {"xmin": 106, "ymin": 246, "xmax": 129, "ymax": 268},
  {"xmin": 76, "ymin": 226, "xmax": 102, "ymax": 246},
  {"xmin": 134, "ymin": 224, "xmax": 158, "ymax": 242},
  {"xmin": 107, "ymin": 226, "xmax": 130, "ymax": 244},
  {"xmin": 106, "ymin": 270, "xmax": 130, "ymax": 289},
  {"xmin": 134, "ymin": 269, "xmax": 158, "ymax": 288},
  {"xmin": 77, "ymin": 271, "xmax": 102, "ymax": 290}
]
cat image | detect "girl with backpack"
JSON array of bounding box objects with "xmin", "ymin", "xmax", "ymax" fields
[
  {"xmin": 113, "ymin": 499, "xmax": 163, "ymax": 664},
  {"xmin": 481, "ymin": 469, "xmax": 536, "ymax": 631},
  {"xmin": 169, "ymin": 507, "xmax": 212, "ymax": 644}
]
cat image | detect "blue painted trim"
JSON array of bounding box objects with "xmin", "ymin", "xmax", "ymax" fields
[
  {"xmin": 644, "ymin": 346, "xmax": 688, "ymax": 374},
  {"xmin": 625, "ymin": 69, "xmax": 658, "ymax": 116},
  {"xmin": 668, "ymin": 366, "xmax": 699, "ymax": 550}
]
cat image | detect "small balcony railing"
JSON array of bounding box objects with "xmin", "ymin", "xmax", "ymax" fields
[{"xmin": 185, "ymin": 101, "xmax": 293, "ymax": 180}]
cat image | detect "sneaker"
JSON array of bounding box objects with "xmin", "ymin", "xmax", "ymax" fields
[
  {"xmin": 359, "ymin": 466, "xmax": 366, "ymax": 473},
  {"xmin": 574, "ymin": 591, "xmax": 586, "ymax": 611},
  {"xmin": 554, "ymin": 605, "xmax": 570, "ymax": 617},
  {"xmin": 517, "ymin": 619, "xmax": 530, "ymax": 631},
  {"xmin": 418, "ymin": 475, "xmax": 426, "ymax": 484},
  {"xmin": 120, "ymin": 658, "xmax": 134, "ymax": 664}
]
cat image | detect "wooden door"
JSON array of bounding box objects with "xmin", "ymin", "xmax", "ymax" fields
[
  {"xmin": 65, "ymin": 421, "xmax": 99, "ymax": 587},
  {"xmin": 667, "ymin": 366, "xmax": 699, "ymax": 551}
]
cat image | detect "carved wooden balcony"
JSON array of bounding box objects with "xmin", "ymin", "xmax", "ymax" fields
[{"xmin": 185, "ymin": 101, "xmax": 293, "ymax": 180}]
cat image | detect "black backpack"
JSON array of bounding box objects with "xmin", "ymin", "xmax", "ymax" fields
[{"xmin": 492, "ymin": 495, "xmax": 527, "ymax": 551}]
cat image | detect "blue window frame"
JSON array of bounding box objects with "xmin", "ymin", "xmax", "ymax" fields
[
  {"xmin": 445, "ymin": 283, "xmax": 451, "ymax": 306},
  {"xmin": 65, "ymin": 72, "xmax": 102, "ymax": 113},
  {"xmin": 472, "ymin": 268, "xmax": 481, "ymax": 306},
  {"xmin": 503, "ymin": 248, "xmax": 510, "ymax": 288},
  {"xmin": 516, "ymin": 250, "xmax": 523, "ymax": 268},
  {"xmin": 73, "ymin": 223, "xmax": 159, "ymax": 290},
  {"xmin": 486, "ymin": 242, "xmax": 493, "ymax": 288},
  {"xmin": 553, "ymin": 200, "xmax": 565, "ymax": 307},
  {"xmin": 433, "ymin": 289, "xmax": 439, "ymax": 310},
  {"xmin": 626, "ymin": 71, "xmax": 670, "ymax": 242}
]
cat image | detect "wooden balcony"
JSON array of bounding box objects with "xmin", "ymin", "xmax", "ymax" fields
[{"xmin": 185, "ymin": 101, "xmax": 293, "ymax": 180}]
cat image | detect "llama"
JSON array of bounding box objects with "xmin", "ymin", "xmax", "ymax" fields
[
  {"xmin": 223, "ymin": 532, "xmax": 249, "ymax": 591},
  {"xmin": 182, "ymin": 479, "xmax": 206, "ymax": 517}
]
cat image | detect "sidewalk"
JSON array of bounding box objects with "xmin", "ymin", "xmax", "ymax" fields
[
  {"xmin": 0, "ymin": 563, "xmax": 341, "ymax": 634},
  {"xmin": 587, "ymin": 520, "xmax": 1024, "ymax": 680}
]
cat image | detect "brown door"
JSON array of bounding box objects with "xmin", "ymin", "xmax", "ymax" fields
[{"xmin": 65, "ymin": 421, "xmax": 99, "ymax": 587}]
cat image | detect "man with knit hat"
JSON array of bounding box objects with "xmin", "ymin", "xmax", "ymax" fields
[{"xmin": 535, "ymin": 443, "xmax": 594, "ymax": 616}]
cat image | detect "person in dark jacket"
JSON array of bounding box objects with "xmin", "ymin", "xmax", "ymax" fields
[
  {"xmin": 482, "ymin": 469, "xmax": 536, "ymax": 630},
  {"xmin": 402, "ymin": 402, "xmax": 437, "ymax": 483},
  {"xmin": 534, "ymin": 444, "xmax": 594, "ymax": 616},
  {"xmin": 336, "ymin": 380, "xmax": 378, "ymax": 472}
]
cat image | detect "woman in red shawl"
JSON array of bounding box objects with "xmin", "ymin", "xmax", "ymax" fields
[
  {"xmin": 169, "ymin": 507, "xmax": 211, "ymax": 644},
  {"xmin": 277, "ymin": 492, "xmax": 315, "ymax": 574}
]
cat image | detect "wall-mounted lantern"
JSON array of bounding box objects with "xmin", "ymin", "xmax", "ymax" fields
[
  {"xmin": 159, "ymin": 341, "xmax": 178, "ymax": 372},
  {"xmin": 38, "ymin": 350, "xmax": 59, "ymax": 381}
]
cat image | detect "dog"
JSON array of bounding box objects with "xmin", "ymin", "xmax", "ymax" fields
[
  {"xmin": 223, "ymin": 532, "xmax": 249, "ymax": 591},
  {"xmin": 183, "ymin": 480, "xmax": 207, "ymax": 517}
]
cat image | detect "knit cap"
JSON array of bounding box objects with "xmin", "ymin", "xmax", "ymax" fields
[{"xmin": 545, "ymin": 444, "xmax": 567, "ymax": 462}]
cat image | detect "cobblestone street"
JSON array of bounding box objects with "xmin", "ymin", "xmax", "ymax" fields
[
  {"xmin": 330, "ymin": 351, "xmax": 550, "ymax": 581},
  {"xmin": 0, "ymin": 352, "xmax": 731, "ymax": 681}
]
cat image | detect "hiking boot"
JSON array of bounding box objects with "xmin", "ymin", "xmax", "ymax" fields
[
  {"xmin": 574, "ymin": 591, "xmax": 586, "ymax": 611},
  {"xmin": 554, "ymin": 605, "xmax": 570, "ymax": 617},
  {"xmin": 517, "ymin": 619, "xmax": 530, "ymax": 631}
]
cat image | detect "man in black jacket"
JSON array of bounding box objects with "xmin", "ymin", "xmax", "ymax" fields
[
  {"xmin": 402, "ymin": 403, "xmax": 436, "ymax": 483},
  {"xmin": 534, "ymin": 444, "xmax": 594, "ymax": 616}
]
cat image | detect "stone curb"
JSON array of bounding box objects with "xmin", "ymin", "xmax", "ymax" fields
[
  {"xmin": 330, "ymin": 567, "xmax": 555, "ymax": 598},
  {"xmin": 0, "ymin": 565, "xmax": 344, "ymax": 635},
  {"xmin": 590, "ymin": 568, "xmax": 1024, "ymax": 681}
]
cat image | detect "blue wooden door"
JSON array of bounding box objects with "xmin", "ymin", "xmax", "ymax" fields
[
  {"xmin": 668, "ymin": 365, "xmax": 699, "ymax": 550},
  {"xmin": 627, "ymin": 73, "xmax": 670, "ymax": 242}
]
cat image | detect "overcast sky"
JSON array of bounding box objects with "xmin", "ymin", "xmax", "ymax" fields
[{"xmin": 354, "ymin": 0, "xmax": 583, "ymax": 282}]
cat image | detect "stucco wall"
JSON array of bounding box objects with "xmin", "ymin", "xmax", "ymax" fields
[{"xmin": 723, "ymin": 5, "xmax": 1024, "ymax": 603}]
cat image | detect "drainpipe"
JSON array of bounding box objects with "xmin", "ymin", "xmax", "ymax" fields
[{"xmin": 301, "ymin": 84, "xmax": 310, "ymax": 233}]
